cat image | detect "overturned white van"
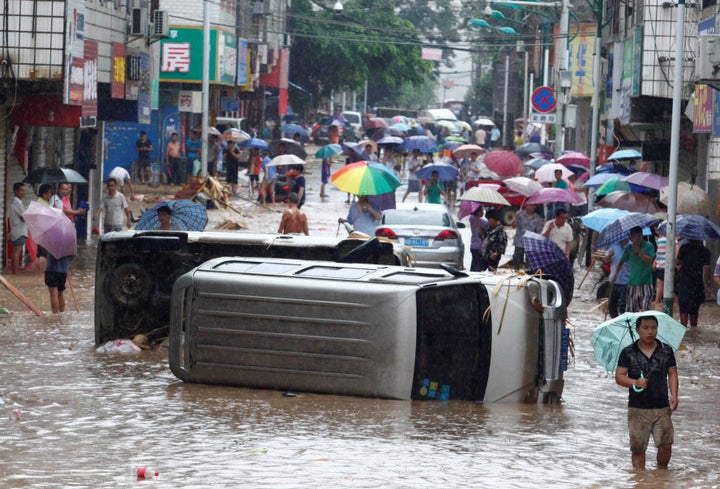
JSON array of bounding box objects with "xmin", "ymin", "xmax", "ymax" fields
[{"xmin": 169, "ymin": 258, "xmax": 569, "ymax": 403}]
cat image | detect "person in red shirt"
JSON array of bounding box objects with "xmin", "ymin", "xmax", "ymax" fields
[{"xmin": 248, "ymin": 148, "xmax": 263, "ymax": 200}]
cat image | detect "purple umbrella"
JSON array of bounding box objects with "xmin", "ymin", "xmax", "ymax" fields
[
  {"xmin": 621, "ymin": 172, "xmax": 669, "ymax": 190},
  {"xmin": 526, "ymin": 187, "xmax": 584, "ymax": 205},
  {"xmin": 522, "ymin": 231, "xmax": 574, "ymax": 304},
  {"xmin": 458, "ymin": 200, "xmax": 482, "ymax": 220},
  {"xmin": 415, "ymin": 162, "xmax": 459, "ymax": 182},
  {"xmin": 22, "ymin": 201, "xmax": 77, "ymax": 258}
]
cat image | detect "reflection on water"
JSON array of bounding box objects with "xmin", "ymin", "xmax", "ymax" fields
[{"xmin": 0, "ymin": 241, "xmax": 719, "ymax": 488}]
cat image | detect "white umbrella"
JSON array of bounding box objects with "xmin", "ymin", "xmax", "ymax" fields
[
  {"xmin": 503, "ymin": 176, "xmax": 543, "ymax": 197},
  {"xmin": 659, "ymin": 182, "xmax": 710, "ymax": 215},
  {"xmin": 474, "ymin": 117, "xmax": 495, "ymax": 127},
  {"xmin": 534, "ymin": 163, "xmax": 573, "ymax": 183},
  {"xmin": 266, "ymin": 154, "xmax": 306, "ymax": 167},
  {"xmin": 459, "ymin": 186, "xmax": 511, "ymax": 206}
]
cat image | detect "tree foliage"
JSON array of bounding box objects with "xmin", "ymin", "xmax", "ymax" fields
[{"xmin": 288, "ymin": 0, "xmax": 435, "ymax": 114}]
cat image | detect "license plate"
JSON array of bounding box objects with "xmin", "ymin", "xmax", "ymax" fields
[{"xmin": 405, "ymin": 237, "xmax": 429, "ymax": 247}]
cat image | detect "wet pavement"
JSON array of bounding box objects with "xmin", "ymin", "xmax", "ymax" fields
[{"xmin": 0, "ymin": 147, "xmax": 719, "ymax": 487}]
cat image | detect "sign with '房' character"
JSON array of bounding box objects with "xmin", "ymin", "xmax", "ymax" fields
[{"xmin": 159, "ymin": 26, "xmax": 236, "ymax": 86}]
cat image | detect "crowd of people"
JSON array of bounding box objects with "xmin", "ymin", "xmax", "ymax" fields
[{"xmin": 7, "ymin": 181, "xmax": 87, "ymax": 313}]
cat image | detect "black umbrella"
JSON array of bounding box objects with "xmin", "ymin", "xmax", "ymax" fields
[
  {"xmin": 267, "ymin": 138, "xmax": 308, "ymax": 159},
  {"xmin": 515, "ymin": 142, "xmax": 553, "ymax": 158},
  {"xmin": 23, "ymin": 167, "xmax": 88, "ymax": 184}
]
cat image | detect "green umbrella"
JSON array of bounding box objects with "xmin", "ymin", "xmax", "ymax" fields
[
  {"xmin": 315, "ymin": 144, "xmax": 343, "ymax": 159},
  {"xmin": 591, "ymin": 311, "xmax": 687, "ymax": 373},
  {"xmin": 595, "ymin": 178, "xmax": 631, "ymax": 196}
]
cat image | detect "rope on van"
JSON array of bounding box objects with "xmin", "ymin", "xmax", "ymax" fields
[{"xmin": 484, "ymin": 270, "xmax": 534, "ymax": 335}]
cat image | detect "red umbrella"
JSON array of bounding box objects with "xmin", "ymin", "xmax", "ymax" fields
[
  {"xmin": 596, "ymin": 191, "xmax": 660, "ymax": 214},
  {"xmin": 364, "ymin": 117, "xmax": 388, "ymax": 129},
  {"xmin": 526, "ymin": 187, "xmax": 584, "ymax": 205},
  {"xmin": 556, "ymin": 151, "xmax": 591, "ymax": 168},
  {"xmin": 483, "ymin": 150, "xmax": 523, "ymax": 177}
]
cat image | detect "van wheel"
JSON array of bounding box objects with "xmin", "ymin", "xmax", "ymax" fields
[
  {"xmin": 105, "ymin": 262, "xmax": 153, "ymax": 309},
  {"xmin": 500, "ymin": 206, "xmax": 518, "ymax": 226}
]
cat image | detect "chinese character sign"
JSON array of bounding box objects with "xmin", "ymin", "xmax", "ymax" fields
[
  {"xmin": 161, "ymin": 42, "xmax": 191, "ymax": 73},
  {"xmin": 159, "ymin": 27, "xmax": 236, "ymax": 85},
  {"xmin": 567, "ymin": 24, "xmax": 595, "ymax": 97}
]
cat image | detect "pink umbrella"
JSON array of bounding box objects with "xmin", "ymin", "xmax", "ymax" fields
[
  {"xmin": 526, "ymin": 187, "xmax": 584, "ymax": 205},
  {"xmin": 452, "ymin": 144, "xmax": 485, "ymax": 159},
  {"xmin": 22, "ymin": 201, "xmax": 77, "ymax": 258},
  {"xmin": 483, "ymin": 150, "xmax": 523, "ymax": 177},
  {"xmin": 556, "ymin": 151, "xmax": 591, "ymax": 168},
  {"xmin": 596, "ymin": 191, "xmax": 660, "ymax": 214},
  {"xmin": 622, "ymin": 171, "xmax": 669, "ymax": 190}
]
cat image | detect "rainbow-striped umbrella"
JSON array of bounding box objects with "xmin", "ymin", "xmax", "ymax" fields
[{"xmin": 331, "ymin": 161, "xmax": 401, "ymax": 196}]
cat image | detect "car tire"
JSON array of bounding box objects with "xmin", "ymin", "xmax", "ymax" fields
[
  {"xmin": 105, "ymin": 261, "xmax": 153, "ymax": 309},
  {"xmin": 500, "ymin": 206, "xmax": 518, "ymax": 227}
]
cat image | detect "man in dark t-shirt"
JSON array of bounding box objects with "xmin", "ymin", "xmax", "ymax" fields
[
  {"xmin": 615, "ymin": 314, "xmax": 678, "ymax": 470},
  {"xmin": 136, "ymin": 131, "xmax": 153, "ymax": 184}
]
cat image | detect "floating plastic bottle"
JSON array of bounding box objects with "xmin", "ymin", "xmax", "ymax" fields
[
  {"xmin": 9, "ymin": 409, "xmax": 21, "ymax": 421},
  {"xmin": 136, "ymin": 467, "xmax": 159, "ymax": 479}
]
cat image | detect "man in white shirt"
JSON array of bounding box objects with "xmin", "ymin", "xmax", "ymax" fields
[
  {"xmin": 402, "ymin": 149, "xmax": 423, "ymax": 203},
  {"xmin": 93, "ymin": 177, "xmax": 131, "ymax": 234},
  {"xmin": 541, "ymin": 208, "xmax": 573, "ymax": 258},
  {"xmin": 108, "ymin": 166, "xmax": 135, "ymax": 198}
]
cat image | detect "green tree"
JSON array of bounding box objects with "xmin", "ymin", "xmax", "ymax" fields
[{"xmin": 288, "ymin": 0, "xmax": 435, "ymax": 113}]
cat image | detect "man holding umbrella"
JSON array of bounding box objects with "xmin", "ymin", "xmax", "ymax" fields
[
  {"xmin": 615, "ymin": 314, "xmax": 679, "ymax": 470},
  {"xmin": 610, "ymin": 226, "xmax": 655, "ymax": 313}
]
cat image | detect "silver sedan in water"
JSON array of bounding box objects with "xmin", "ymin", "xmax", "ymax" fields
[{"xmin": 375, "ymin": 203, "xmax": 465, "ymax": 269}]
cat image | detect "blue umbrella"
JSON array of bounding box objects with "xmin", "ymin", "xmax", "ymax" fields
[
  {"xmin": 135, "ymin": 199, "xmax": 208, "ymax": 232},
  {"xmin": 238, "ymin": 137, "xmax": 269, "ymax": 150},
  {"xmin": 315, "ymin": 144, "xmax": 343, "ymax": 159},
  {"xmin": 376, "ymin": 136, "xmax": 404, "ymax": 146},
  {"xmin": 400, "ymin": 135, "xmax": 438, "ymax": 154},
  {"xmin": 415, "ymin": 162, "xmax": 460, "ymax": 182},
  {"xmin": 522, "ymin": 231, "xmax": 574, "ymax": 304},
  {"xmin": 581, "ymin": 208, "xmax": 630, "ymax": 232},
  {"xmin": 607, "ymin": 149, "xmax": 642, "ymax": 161},
  {"xmin": 596, "ymin": 162, "xmax": 635, "ymax": 175},
  {"xmin": 658, "ymin": 214, "xmax": 720, "ymax": 240},
  {"xmin": 342, "ymin": 142, "xmax": 371, "ymax": 161},
  {"xmin": 585, "ymin": 172, "xmax": 624, "ymax": 188},
  {"xmin": 591, "ymin": 311, "xmax": 686, "ymax": 373},
  {"xmin": 524, "ymin": 157, "xmax": 553, "ymax": 170},
  {"xmin": 280, "ymin": 123, "xmax": 309, "ymax": 137},
  {"xmin": 595, "ymin": 212, "xmax": 660, "ymax": 249},
  {"xmin": 439, "ymin": 140, "xmax": 464, "ymax": 152},
  {"xmin": 390, "ymin": 122, "xmax": 412, "ymax": 132},
  {"xmin": 566, "ymin": 164, "xmax": 588, "ymax": 177}
]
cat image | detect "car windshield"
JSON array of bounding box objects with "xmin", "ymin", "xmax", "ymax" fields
[
  {"xmin": 344, "ymin": 114, "xmax": 360, "ymax": 124},
  {"xmin": 383, "ymin": 209, "xmax": 450, "ymax": 227}
]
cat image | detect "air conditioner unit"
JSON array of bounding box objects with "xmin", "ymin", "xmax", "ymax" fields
[
  {"xmin": 152, "ymin": 10, "xmax": 169, "ymax": 38},
  {"xmin": 697, "ymin": 35, "xmax": 720, "ymax": 81},
  {"xmin": 130, "ymin": 7, "xmax": 147, "ymax": 36},
  {"xmin": 253, "ymin": 1, "xmax": 266, "ymax": 15}
]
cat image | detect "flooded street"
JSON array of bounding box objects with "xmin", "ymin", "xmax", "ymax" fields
[{"xmin": 2, "ymin": 159, "xmax": 720, "ymax": 488}]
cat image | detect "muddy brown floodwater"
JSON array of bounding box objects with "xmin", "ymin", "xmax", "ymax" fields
[{"xmin": 1, "ymin": 151, "xmax": 719, "ymax": 487}]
